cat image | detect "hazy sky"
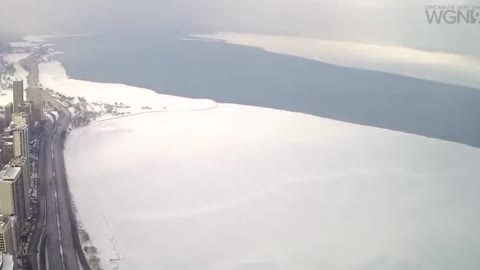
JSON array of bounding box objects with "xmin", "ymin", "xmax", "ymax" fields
[{"xmin": 1, "ymin": 0, "xmax": 479, "ymax": 55}]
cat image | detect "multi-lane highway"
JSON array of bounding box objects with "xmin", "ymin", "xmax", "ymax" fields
[
  {"xmin": 25, "ymin": 52, "xmax": 90, "ymax": 270},
  {"xmin": 44, "ymin": 95, "xmax": 80, "ymax": 270},
  {"xmin": 25, "ymin": 119, "xmax": 49, "ymax": 270}
]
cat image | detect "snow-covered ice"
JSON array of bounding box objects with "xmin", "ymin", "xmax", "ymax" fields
[
  {"xmin": 65, "ymin": 104, "xmax": 480, "ymax": 270},
  {"xmin": 192, "ymin": 33, "xmax": 480, "ymax": 89}
]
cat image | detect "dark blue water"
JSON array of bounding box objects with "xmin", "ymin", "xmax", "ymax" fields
[{"xmin": 53, "ymin": 34, "xmax": 480, "ymax": 148}]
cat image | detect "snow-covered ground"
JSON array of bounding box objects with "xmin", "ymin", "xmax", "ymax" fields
[
  {"xmin": 9, "ymin": 64, "xmax": 28, "ymax": 88},
  {"xmin": 0, "ymin": 51, "xmax": 31, "ymax": 104},
  {"xmin": 8, "ymin": 41, "xmax": 36, "ymax": 48},
  {"xmin": 3, "ymin": 53, "xmax": 31, "ymax": 64},
  {"xmin": 192, "ymin": 33, "xmax": 480, "ymax": 89},
  {"xmin": 49, "ymin": 111, "xmax": 59, "ymax": 122},
  {"xmin": 39, "ymin": 60, "xmax": 216, "ymax": 119},
  {"xmin": 23, "ymin": 33, "xmax": 91, "ymax": 43},
  {"xmin": 2, "ymin": 52, "xmax": 32, "ymax": 85},
  {"xmin": 0, "ymin": 91, "xmax": 14, "ymax": 107},
  {"xmin": 32, "ymin": 35, "xmax": 480, "ymax": 270}
]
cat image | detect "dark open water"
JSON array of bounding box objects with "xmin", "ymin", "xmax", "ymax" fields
[{"xmin": 52, "ymin": 34, "xmax": 480, "ymax": 148}]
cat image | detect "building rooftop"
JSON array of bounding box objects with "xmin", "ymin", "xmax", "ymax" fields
[
  {"xmin": 10, "ymin": 157, "xmax": 25, "ymax": 166},
  {"xmin": 10, "ymin": 156, "xmax": 25, "ymax": 162},
  {"xmin": 0, "ymin": 215, "xmax": 11, "ymax": 230},
  {"xmin": 12, "ymin": 125, "xmax": 28, "ymax": 131},
  {"xmin": 18, "ymin": 102, "xmax": 30, "ymax": 106},
  {"xmin": 0, "ymin": 253, "xmax": 14, "ymax": 270},
  {"xmin": 0, "ymin": 165, "xmax": 21, "ymax": 181}
]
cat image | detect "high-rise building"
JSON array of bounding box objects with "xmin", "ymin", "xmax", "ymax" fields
[
  {"xmin": 0, "ymin": 215, "xmax": 17, "ymax": 255},
  {"xmin": 27, "ymin": 88, "xmax": 43, "ymax": 123},
  {"xmin": 3, "ymin": 104, "xmax": 13, "ymax": 128},
  {"xmin": 17, "ymin": 103, "xmax": 33, "ymax": 130},
  {"xmin": 13, "ymin": 126, "xmax": 29, "ymax": 159},
  {"xmin": 0, "ymin": 119, "xmax": 4, "ymax": 135},
  {"xmin": 12, "ymin": 124, "xmax": 30, "ymax": 222},
  {"xmin": 12, "ymin": 113, "xmax": 28, "ymax": 129},
  {"xmin": 0, "ymin": 165, "xmax": 26, "ymax": 231},
  {"xmin": 12, "ymin": 81, "xmax": 23, "ymax": 113},
  {"xmin": 1, "ymin": 143, "xmax": 13, "ymax": 165},
  {"xmin": 0, "ymin": 136, "xmax": 12, "ymax": 143},
  {"xmin": 17, "ymin": 102, "xmax": 32, "ymax": 117},
  {"xmin": 3, "ymin": 124, "xmax": 13, "ymax": 137},
  {"xmin": 10, "ymin": 157, "xmax": 30, "ymax": 219}
]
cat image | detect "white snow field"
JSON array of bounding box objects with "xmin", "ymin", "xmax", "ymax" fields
[
  {"xmin": 192, "ymin": 33, "xmax": 480, "ymax": 89},
  {"xmin": 65, "ymin": 103, "xmax": 480, "ymax": 270},
  {"xmin": 34, "ymin": 37, "xmax": 480, "ymax": 269}
]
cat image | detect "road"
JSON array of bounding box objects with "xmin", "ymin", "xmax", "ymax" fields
[
  {"xmin": 25, "ymin": 51, "xmax": 89, "ymax": 270},
  {"xmin": 44, "ymin": 95, "xmax": 80, "ymax": 270},
  {"xmin": 25, "ymin": 119, "xmax": 49, "ymax": 270}
]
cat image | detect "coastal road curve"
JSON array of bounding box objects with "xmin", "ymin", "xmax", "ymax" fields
[
  {"xmin": 44, "ymin": 94, "xmax": 81, "ymax": 270},
  {"xmin": 26, "ymin": 51, "xmax": 90, "ymax": 270}
]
